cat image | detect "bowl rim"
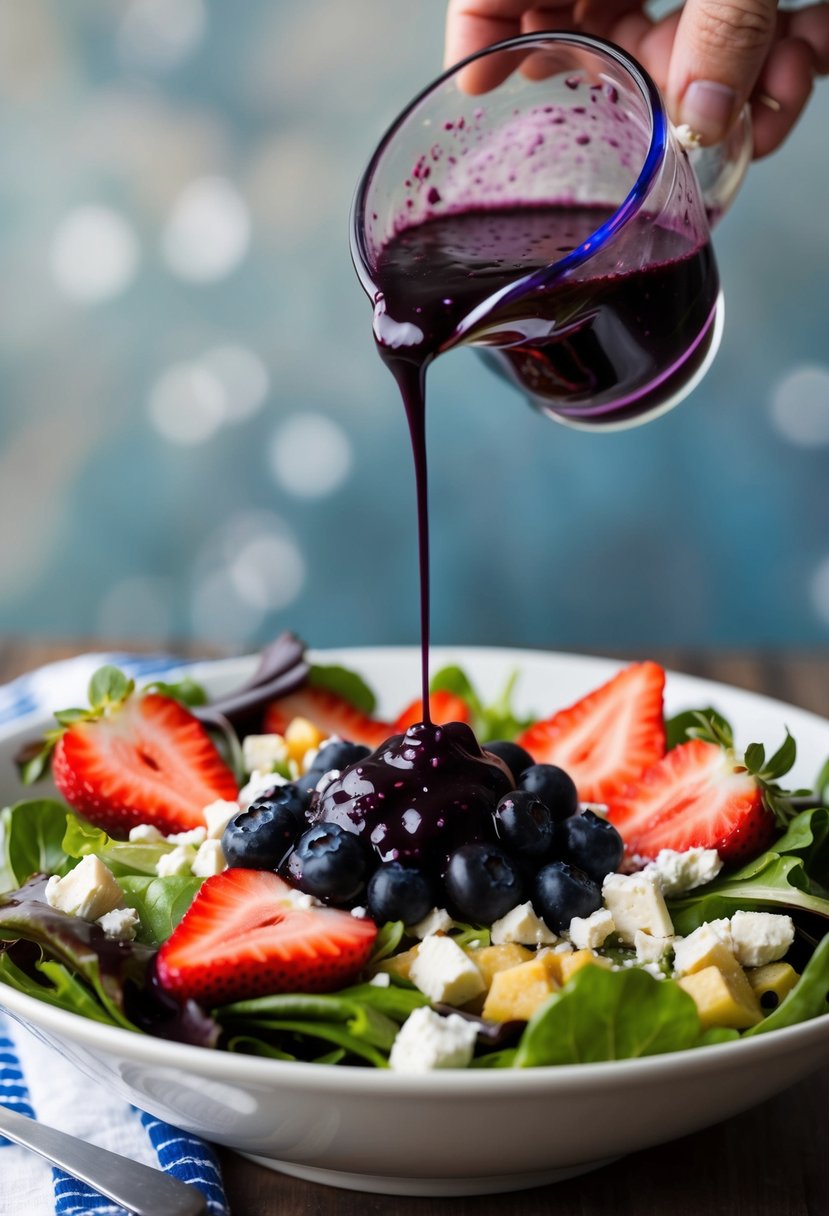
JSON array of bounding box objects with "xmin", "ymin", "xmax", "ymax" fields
[{"xmin": 2, "ymin": 643, "xmax": 829, "ymax": 1093}]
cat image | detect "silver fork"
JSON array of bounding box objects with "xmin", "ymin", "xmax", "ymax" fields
[{"xmin": 0, "ymin": 1103, "xmax": 207, "ymax": 1215}]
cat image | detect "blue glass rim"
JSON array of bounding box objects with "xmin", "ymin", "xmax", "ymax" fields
[{"xmin": 350, "ymin": 30, "xmax": 668, "ymax": 318}]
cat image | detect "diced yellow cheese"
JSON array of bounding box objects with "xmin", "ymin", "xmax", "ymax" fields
[
  {"xmin": 284, "ymin": 718, "xmax": 327, "ymax": 766},
  {"xmin": 465, "ymin": 944, "xmax": 534, "ymax": 988},
  {"xmin": 556, "ymin": 948, "xmax": 614, "ymax": 986},
  {"xmin": 375, "ymin": 944, "xmax": 420, "ymax": 981},
  {"xmin": 462, "ymin": 943, "xmax": 533, "ymax": 1012},
  {"xmin": 746, "ymin": 962, "xmax": 799, "ymax": 1008},
  {"xmin": 678, "ymin": 964, "xmax": 763, "ymax": 1030},
  {"xmin": 481, "ymin": 955, "xmax": 560, "ymax": 1023}
]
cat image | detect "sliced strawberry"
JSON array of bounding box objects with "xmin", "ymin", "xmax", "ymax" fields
[
  {"xmin": 52, "ymin": 693, "xmax": 238, "ymax": 838},
  {"xmin": 263, "ymin": 686, "xmax": 392, "ymax": 749},
  {"xmin": 156, "ymin": 869, "xmax": 378, "ymax": 1005},
  {"xmin": 606, "ymin": 738, "xmax": 776, "ymax": 865},
  {"xmin": 516, "ymin": 661, "xmax": 666, "ymax": 803},
  {"xmin": 393, "ymin": 690, "xmax": 472, "ymax": 732}
]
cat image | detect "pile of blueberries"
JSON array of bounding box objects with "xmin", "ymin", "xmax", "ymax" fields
[{"xmin": 222, "ymin": 736, "xmax": 625, "ymax": 933}]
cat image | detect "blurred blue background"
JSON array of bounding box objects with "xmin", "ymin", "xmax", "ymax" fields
[{"xmin": 0, "ymin": 0, "xmax": 827, "ymax": 655}]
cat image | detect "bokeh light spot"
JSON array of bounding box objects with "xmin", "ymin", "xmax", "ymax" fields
[
  {"xmin": 51, "ymin": 205, "xmax": 139, "ymax": 303},
  {"xmin": 191, "ymin": 512, "xmax": 306, "ymax": 643},
  {"xmin": 268, "ymin": 413, "xmax": 352, "ymax": 498},
  {"xmin": 118, "ymin": 0, "xmax": 207, "ymax": 71},
  {"xmin": 769, "ymin": 365, "xmax": 829, "ymax": 447},
  {"xmin": 147, "ymin": 361, "xmax": 225, "ymax": 445},
  {"xmin": 201, "ymin": 344, "xmax": 269, "ymax": 422},
  {"xmin": 162, "ymin": 176, "xmax": 251, "ymax": 281}
]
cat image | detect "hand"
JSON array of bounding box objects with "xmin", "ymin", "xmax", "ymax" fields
[{"xmin": 445, "ymin": 0, "xmax": 829, "ymax": 156}]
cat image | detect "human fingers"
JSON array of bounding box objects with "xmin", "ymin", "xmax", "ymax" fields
[
  {"xmin": 445, "ymin": 0, "xmax": 573, "ymax": 92},
  {"xmin": 785, "ymin": 1, "xmax": 829, "ymax": 74},
  {"xmin": 750, "ymin": 36, "xmax": 817, "ymax": 156},
  {"xmin": 666, "ymin": 0, "xmax": 779, "ymax": 143}
]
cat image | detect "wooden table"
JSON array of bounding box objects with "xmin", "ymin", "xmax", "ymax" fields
[{"xmin": 3, "ymin": 639, "xmax": 828, "ymax": 1216}]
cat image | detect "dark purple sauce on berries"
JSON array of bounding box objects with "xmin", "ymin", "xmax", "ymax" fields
[{"xmin": 310, "ymin": 721, "xmax": 512, "ymax": 871}]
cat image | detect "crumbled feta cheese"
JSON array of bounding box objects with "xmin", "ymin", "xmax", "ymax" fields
[
  {"xmin": 730, "ymin": 911, "xmax": 795, "ymax": 967},
  {"xmin": 156, "ymin": 845, "xmax": 197, "ymax": 878},
  {"xmin": 191, "ymin": 839, "xmax": 226, "ymax": 878},
  {"xmin": 634, "ymin": 930, "xmax": 673, "ymax": 965},
  {"xmin": 569, "ymin": 907, "xmax": 615, "ymax": 951},
  {"xmin": 552, "ymin": 940, "xmax": 574, "ymax": 954},
  {"xmin": 409, "ymin": 935, "xmax": 485, "ymax": 1005},
  {"xmin": 491, "ymin": 902, "xmax": 557, "ymax": 947},
  {"xmin": 409, "ymin": 907, "xmax": 454, "ymax": 939},
  {"xmin": 602, "ymin": 871, "xmax": 674, "ymax": 944},
  {"xmin": 203, "ymin": 799, "xmax": 240, "ymax": 840},
  {"xmin": 643, "ymin": 847, "xmax": 723, "ymax": 897},
  {"xmin": 389, "ymin": 1007, "xmax": 478, "ymax": 1072},
  {"xmin": 674, "ymin": 122, "xmax": 703, "ymax": 149},
  {"xmin": 369, "ymin": 972, "xmax": 391, "ymax": 988},
  {"xmin": 128, "ymin": 824, "xmax": 164, "ymax": 844},
  {"xmin": 238, "ymin": 769, "xmax": 287, "ymax": 809},
  {"xmin": 351, "ymin": 905, "xmax": 368, "ymax": 919},
  {"xmin": 166, "ymin": 827, "xmax": 207, "ymax": 847},
  {"xmin": 242, "ymin": 733, "xmax": 287, "ymax": 775},
  {"xmin": 46, "ymin": 857, "xmax": 125, "ymax": 921},
  {"xmin": 284, "ymin": 889, "xmax": 320, "ymax": 910},
  {"xmin": 97, "ymin": 906, "xmax": 141, "ymax": 942},
  {"xmin": 672, "ymin": 920, "xmax": 733, "ymax": 975}
]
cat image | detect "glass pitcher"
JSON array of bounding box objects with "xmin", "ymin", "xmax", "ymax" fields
[{"xmin": 351, "ymin": 33, "xmax": 752, "ymax": 430}]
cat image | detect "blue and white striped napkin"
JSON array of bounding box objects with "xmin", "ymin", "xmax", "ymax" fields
[{"xmin": 0, "ymin": 652, "xmax": 230, "ymax": 1216}]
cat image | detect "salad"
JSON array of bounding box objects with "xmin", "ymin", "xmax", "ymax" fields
[{"xmin": 2, "ymin": 633, "xmax": 829, "ymax": 1073}]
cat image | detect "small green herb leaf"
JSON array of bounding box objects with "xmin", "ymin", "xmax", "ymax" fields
[
  {"xmin": 308, "ymin": 665, "xmax": 376, "ymax": 715},
  {"xmin": 88, "ymin": 666, "xmax": 135, "ymax": 712},
  {"xmin": 143, "ymin": 676, "xmax": 208, "ymax": 708}
]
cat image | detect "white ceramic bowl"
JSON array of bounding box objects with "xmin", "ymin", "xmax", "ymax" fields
[{"xmin": 2, "ymin": 646, "xmax": 829, "ymax": 1197}]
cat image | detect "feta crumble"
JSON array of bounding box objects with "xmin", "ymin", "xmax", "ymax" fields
[
  {"xmin": 242, "ymin": 733, "xmax": 287, "ymax": 775},
  {"xmin": 729, "ymin": 911, "xmax": 795, "ymax": 968},
  {"xmin": 191, "ymin": 839, "xmax": 226, "ymax": 878},
  {"xmin": 97, "ymin": 906, "xmax": 141, "ymax": 942},
  {"xmin": 156, "ymin": 845, "xmax": 197, "ymax": 878},
  {"xmin": 203, "ymin": 799, "xmax": 240, "ymax": 840},
  {"xmin": 491, "ymin": 902, "xmax": 557, "ymax": 947},
  {"xmin": 128, "ymin": 824, "xmax": 164, "ymax": 844},
  {"xmin": 601, "ymin": 871, "xmax": 674, "ymax": 944},
  {"xmin": 389, "ymin": 1007, "xmax": 478, "ymax": 1072},
  {"xmin": 408, "ymin": 907, "xmax": 454, "ymax": 939},
  {"xmin": 642, "ymin": 847, "xmax": 723, "ymax": 897},
  {"xmin": 408, "ymin": 935, "xmax": 485, "ymax": 1005},
  {"xmin": 45, "ymin": 856, "xmax": 125, "ymax": 921},
  {"xmin": 569, "ymin": 907, "xmax": 615, "ymax": 951}
]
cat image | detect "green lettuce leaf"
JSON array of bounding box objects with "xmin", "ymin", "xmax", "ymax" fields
[
  {"xmin": 514, "ymin": 965, "xmax": 736, "ymax": 1067},
  {"xmin": 308, "ymin": 664, "xmax": 376, "ymax": 715},
  {"xmin": 118, "ymin": 875, "xmax": 202, "ymax": 947},
  {"xmin": 429, "ymin": 665, "xmax": 534, "ymax": 742},
  {"xmin": 669, "ymin": 807, "xmax": 829, "ymax": 936},
  {"xmin": 62, "ymin": 816, "xmax": 176, "ymax": 878},
  {"xmin": 0, "ymin": 800, "xmax": 75, "ymax": 892}
]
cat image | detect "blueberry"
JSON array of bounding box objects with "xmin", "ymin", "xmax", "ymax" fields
[
  {"xmin": 366, "ymin": 862, "xmax": 434, "ymax": 925},
  {"xmin": 519, "ymin": 764, "xmax": 579, "ymax": 821},
  {"xmin": 301, "ymin": 740, "xmax": 371, "ymax": 792},
  {"xmin": 444, "ymin": 843, "xmax": 525, "ymax": 925},
  {"xmin": 533, "ymin": 861, "xmax": 602, "ymax": 933},
  {"xmin": 492, "ymin": 790, "xmax": 556, "ymax": 860},
  {"xmin": 222, "ymin": 796, "xmax": 302, "ymax": 870},
  {"xmin": 284, "ymin": 823, "xmax": 369, "ymax": 905},
  {"xmin": 559, "ymin": 811, "xmax": 624, "ymax": 884},
  {"xmin": 483, "ymin": 740, "xmax": 534, "ymax": 783}
]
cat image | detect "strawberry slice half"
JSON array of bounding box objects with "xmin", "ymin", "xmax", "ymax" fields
[
  {"xmin": 156, "ymin": 869, "xmax": 378, "ymax": 1005},
  {"xmin": 263, "ymin": 686, "xmax": 392, "ymax": 749},
  {"xmin": 52, "ymin": 693, "xmax": 238, "ymax": 839},
  {"xmin": 516, "ymin": 661, "xmax": 666, "ymax": 803},
  {"xmin": 392, "ymin": 690, "xmax": 472, "ymax": 732},
  {"xmin": 606, "ymin": 738, "xmax": 775, "ymax": 865}
]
